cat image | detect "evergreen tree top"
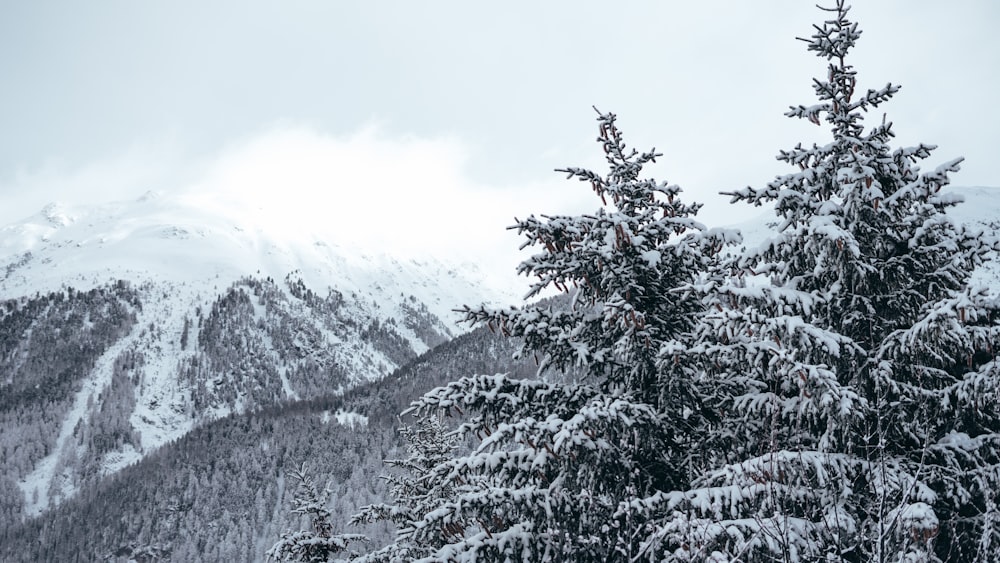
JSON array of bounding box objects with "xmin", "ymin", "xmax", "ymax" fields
[{"xmin": 727, "ymin": 0, "xmax": 963, "ymax": 226}]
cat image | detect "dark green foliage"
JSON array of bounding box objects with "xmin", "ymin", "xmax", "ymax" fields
[
  {"xmin": 0, "ymin": 284, "xmax": 140, "ymax": 412},
  {"xmin": 361, "ymin": 318, "xmax": 413, "ymax": 368},
  {"xmin": 399, "ymin": 297, "xmax": 451, "ymax": 350},
  {"xmin": 188, "ymin": 282, "xmax": 285, "ymax": 410},
  {"xmin": 350, "ymin": 416, "xmax": 459, "ymax": 562},
  {"xmin": 180, "ymin": 316, "xmax": 191, "ymax": 350},
  {"xmin": 75, "ymin": 351, "xmax": 143, "ymax": 481},
  {"xmin": 0, "ymin": 396, "xmax": 388, "ymax": 562},
  {"xmin": 182, "ymin": 275, "xmax": 447, "ymax": 412}
]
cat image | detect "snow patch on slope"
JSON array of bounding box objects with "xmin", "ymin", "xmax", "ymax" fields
[
  {"xmin": 321, "ymin": 409, "xmax": 369, "ymax": 430},
  {"xmin": 127, "ymin": 282, "xmax": 205, "ymax": 452},
  {"xmin": 17, "ymin": 307, "xmax": 141, "ymax": 516}
]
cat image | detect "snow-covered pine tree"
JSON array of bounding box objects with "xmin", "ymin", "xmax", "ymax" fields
[
  {"xmin": 641, "ymin": 2, "xmax": 1000, "ymax": 561},
  {"xmin": 349, "ymin": 416, "xmax": 458, "ymax": 562},
  {"xmin": 383, "ymin": 109, "xmax": 736, "ymax": 561},
  {"xmin": 267, "ymin": 463, "xmax": 365, "ymax": 562}
]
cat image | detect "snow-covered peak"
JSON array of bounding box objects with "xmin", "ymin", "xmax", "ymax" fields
[
  {"xmin": 2, "ymin": 189, "xmax": 528, "ymax": 516},
  {"xmin": 0, "ymin": 191, "xmax": 521, "ymax": 333},
  {"xmin": 39, "ymin": 202, "xmax": 77, "ymax": 227},
  {"xmin": 950, "ymin": 186, "xmax": 1000, "ymax": 227}
]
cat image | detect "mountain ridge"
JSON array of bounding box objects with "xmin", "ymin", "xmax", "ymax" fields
[
  {"xmin": 0, "ymin": 190, "xmax": 523, "ymax": 520},
  {"xmin": 0, "ymin": 190, "xmax": 522, "ymax": 333}
]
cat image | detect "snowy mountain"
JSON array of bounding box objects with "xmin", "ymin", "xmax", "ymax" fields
[
  {"xmin": 0, "ymin": 190, "xmax": 521, "ymax": 521},
  {"xmin": 0, "ymin": 325, "xmax": 531, "ymax": 562},
  {"xmin": 0, "ymin": 190, "xmax": 517, "ymax": 329},
  {"xmin": 1, "ymin": 185, "xmax": 998, "ymax": 555}
]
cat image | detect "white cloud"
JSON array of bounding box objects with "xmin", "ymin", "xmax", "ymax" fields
[
  {"xmin": 3, "ymin": 121, "xmax": 777, "ymax": 289},
  {"xmin": 176, "ymin": 125, "xmax": 569, "ymax": 274},
  {"xmin": 0, "ymin": 144, "xmax": 181, "ymax": 227},
  {"xmin": 1, "ymin": 124, "xmax": 604, "ymax": 286}
]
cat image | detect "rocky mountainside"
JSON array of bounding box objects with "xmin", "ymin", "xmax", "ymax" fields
[
  {"xmin": 0, "ymin": 325, "xmax": 533, "ymax": 563},
  {"xmin": 0, "ymin": 191, "xmax": 520, "ymax": 525}
]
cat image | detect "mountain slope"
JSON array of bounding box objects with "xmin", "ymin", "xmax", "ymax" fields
[
  {"xmin": 0, "ymin": 191, "xmax": 521, "ymax": 521},
  {"xmin": 0, "ymin": 325, "xmax": 531, "ymax": 563}
]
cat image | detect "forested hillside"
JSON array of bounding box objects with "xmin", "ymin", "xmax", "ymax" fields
[
  {"xmin": 0, "ymin": 266, "xmax": 464, "ymax": 527},
  {"xmin": 0, "ymin": 283, "xmax": 141, "ymax": 527},
  {"xmin": 0, "ymin": 326, "xmax": 530, "ymax": 562}
]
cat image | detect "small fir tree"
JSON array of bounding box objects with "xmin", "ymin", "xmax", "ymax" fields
[
  {"xmin": 350, "ymin": 416, "xmax": 459, "ymax": 562},
  {"xmin": 267, "ymin": 463, "xmax": 365, "ymax": 562}
]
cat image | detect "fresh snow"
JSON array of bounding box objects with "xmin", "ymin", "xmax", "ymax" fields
[
  {"xmin": 16, "ymin": 280, "xmax": 203, "ymax": 516},
  {"xmin": 730, "ymin": 186, "xmax": 1000, "ymax": 273},
  {"xmin": 320, "ymin": 409, "xmax": 369, "ymax": 430},
  {"xmin": 127, "ymin": 281, "xmax": 203, "ymax": 452}
]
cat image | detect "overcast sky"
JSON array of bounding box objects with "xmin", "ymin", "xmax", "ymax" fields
[{"xmin": 1, "ymin": 1, "xmax": 997, "ymax": 270}]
